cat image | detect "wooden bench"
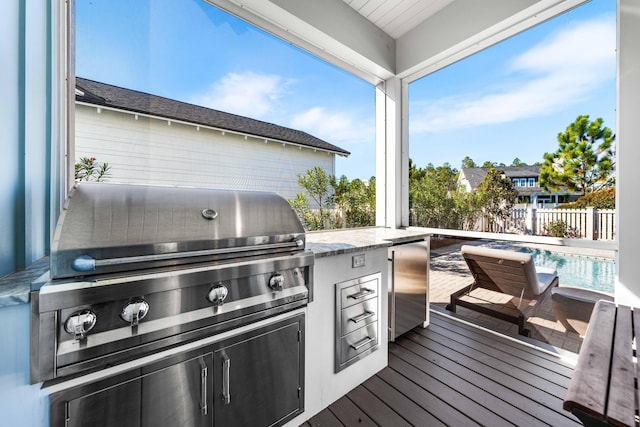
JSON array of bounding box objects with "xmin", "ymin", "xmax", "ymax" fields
[{"xmin": 563, "ymin": 300, "xmax": 639, "ymax": 427}]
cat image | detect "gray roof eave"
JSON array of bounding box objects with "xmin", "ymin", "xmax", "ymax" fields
[{"xmin": 75, "ymin": 77, "xmax": 350, "ymax": 157}]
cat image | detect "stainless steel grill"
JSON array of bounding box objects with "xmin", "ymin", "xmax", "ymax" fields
[
  {"xmin": 49, "ymin": 182, "xmax": 307, "ymax": 278},
  {"xmin": 31, "ymin": 182, "xmax": 313, "ymax": 427}
]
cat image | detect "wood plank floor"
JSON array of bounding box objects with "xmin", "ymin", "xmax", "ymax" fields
[{"xmin": 302, "ymin": 311, "xmax": 581, "ymax": 427}]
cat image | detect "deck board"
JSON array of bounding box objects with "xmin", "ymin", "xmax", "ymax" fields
[
  {"xmin": 418, "ymin": 322, "xmax": 570, "ymax": 396},
  {"xmin": 326, "ymin": 397, "xmax": 377, "ymax": 427},
  {"xmin": 304, "ymin": 310, "xmax": 582, "ymax": 426},
  {"xmin": 428, "ymin": 312, "xmax": 576, "ymax": 376}
]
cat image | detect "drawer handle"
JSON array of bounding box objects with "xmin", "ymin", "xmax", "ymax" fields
[
  {"xmin": 349, "ymin": 311, "xmax": 375, "ymax": 324},
  {"xmin": 350, "ymin": 336, "xmax": 375, "ymax": 350},
  {"xmin": 347, "ymin": 288, "xmax": 375, "ymax": 300}
]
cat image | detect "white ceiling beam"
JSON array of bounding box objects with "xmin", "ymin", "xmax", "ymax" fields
[
  {"xmin": 206, "ymin": 0, "xmax": 396, "ymax": 83},
  {"xmin": 396, "ymin": 0, "xmax": 589, "ymax": 81}
]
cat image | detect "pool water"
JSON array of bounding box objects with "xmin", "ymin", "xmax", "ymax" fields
[{"xmin": 518, "ymin": 248, "xmax": 615, "ymax": 294}]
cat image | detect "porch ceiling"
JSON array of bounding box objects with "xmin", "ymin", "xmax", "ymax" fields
[
  {"xmin": 207, "ymin": 0, "xmax": 587, "ymax": 83},
  {"xmin": 341, "ymin": 0, "xmax": 456, "ymax": 39}
]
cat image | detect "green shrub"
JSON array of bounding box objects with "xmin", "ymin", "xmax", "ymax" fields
[
  {"xmin": 557, "ymin": 188, "xmax": 615, "ymax": 209},
  {"xmin": 543, "ymin": 219, "xmax": 580, "ymax": 238}
]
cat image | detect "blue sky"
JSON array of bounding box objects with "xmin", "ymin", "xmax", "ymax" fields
[{"xmin": 76, "ymin": 0, "xmax": 615, "ymax": 179}]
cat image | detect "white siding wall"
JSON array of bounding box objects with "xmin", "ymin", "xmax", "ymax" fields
[{"xmin": 75, "ymin": 105, "xmax": 336, "ymax": 202}]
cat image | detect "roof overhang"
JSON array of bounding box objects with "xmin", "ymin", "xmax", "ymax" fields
[{"xmin": 205, "ymin": 0, "xmax": 588, "ymax": 84}]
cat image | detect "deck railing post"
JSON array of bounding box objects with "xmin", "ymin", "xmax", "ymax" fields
[
  {"xmin": 526, "ymin": 206, "xmax": 536, "ymax": 235},
  {"xmin": 585, "ymin": 207, "xmax": 595, "ymax": 240}
]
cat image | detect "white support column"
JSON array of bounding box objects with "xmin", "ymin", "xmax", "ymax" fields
[
  {"xmin": 375, "ymin": 77, "xmax": 409, "ymax": 228},
  {"xmin": 615, "ymin": 0, "xmax": 640, "ymax": 306},
  {"xmin": 400, "ymin": 79, "xmax": 410, "ymax": 227},
  {"xmin": 375, "ymin": 82, "xmax": 387, "ymax": 227}
]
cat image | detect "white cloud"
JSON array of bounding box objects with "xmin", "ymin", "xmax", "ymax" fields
[
  {"xmin": 290, "ymin": 107, "xmax": 374, "ymax": 144},
  {"xmin": 411, "ymin": 16, "xmax": 615, "ymax": 133},
  {"xmin": 190, "ymin": 71, "xmax": 293, "ymax": 118},
  {"xmin": 190, "ymin": 72, "xmax": 373, "ymax": 147}
]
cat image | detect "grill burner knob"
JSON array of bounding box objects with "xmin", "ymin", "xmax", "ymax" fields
[
  {"xmin": 65, "ymin": 310, "xmax": 97, "ymax": 341},
  {"xmin": 269, "ymin": 274, "xmax": 285, "ymax": 291},
  {"xmin": 207, "ymin": 283, "xmax": 229, "ymax": 306},
  {"xmin": 121, "ymin": 299, "xmax": 150, "ymax": 326}
]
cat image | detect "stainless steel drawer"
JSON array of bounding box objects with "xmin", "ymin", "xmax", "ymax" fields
[
  {"xmin": 340, "ymin": 298, "xmax": 378, "ymax": 336},
  {"xmin": 335, "ymin": 272, "xmax": 381, "ymax": 372},
  {"xmin": 339, "ymin": 275, "xmax": 379, "ymax": 309},
  {"xmin": 339, "ymin": 322, "xmax": 378, "ymax": 365}
]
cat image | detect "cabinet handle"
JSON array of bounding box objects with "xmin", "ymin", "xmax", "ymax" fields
[
  {"xmin": 222, "ymin": 354, "xmax": 230, "ymax": 405},
  {"xmin": 350, "ymin": 336, "xmax": 374, "ymax": 350},
  {"xmin": 199, "ymin": 358, "xmax": 208, "ymax": 416},
  {"xmin": 349, "ymin": 311, "xmax": 375, "ymax": 323},
  {"xmin": 347, "ymin": 288, "xmax": 374, "ymax": 300}
]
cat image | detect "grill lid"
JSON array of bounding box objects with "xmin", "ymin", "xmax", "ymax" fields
[{"xmin": 50, "ymin": 182, "xmax": 306, "ymax": 279}]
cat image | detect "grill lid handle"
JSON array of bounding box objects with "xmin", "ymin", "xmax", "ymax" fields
[
  {"xmin": 70, "ymin": 240, "xmax": 304, "ymax": 272},
  {"xmin": 71, "ymin": 255, "xmax": 96, "ymax": 272}
]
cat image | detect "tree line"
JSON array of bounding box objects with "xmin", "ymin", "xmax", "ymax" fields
[{"xmin": 290, "ymin": 115, "xmax": 615, "ymax": 232}]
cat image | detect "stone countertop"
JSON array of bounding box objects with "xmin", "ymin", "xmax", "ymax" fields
[
  {"xmin": 306, "ymin": 227, "xmax": 431, "ymax": 257},
  {"xmin": 0, "ymin": 257, "xmax": 49, "ymax": 307}
]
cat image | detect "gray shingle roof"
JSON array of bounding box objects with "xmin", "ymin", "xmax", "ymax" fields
[
  {"xmin": 460, "ymin": 166, "xmax": 542, "ymax": 189},
  {"xmin": 75, "ymin": 77, "xmax": 350, "ymax": 156}
]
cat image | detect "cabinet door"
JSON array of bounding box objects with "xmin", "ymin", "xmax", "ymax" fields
[
  {"xmin": 213, "ymin": 318, "xmax": 303, "ymax": 427},
  {"xmin": 61, "ymin": 353, "xmax": 213, "ymax": 427}
]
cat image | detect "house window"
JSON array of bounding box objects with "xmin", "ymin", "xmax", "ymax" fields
[
  {"xmin": 519, "ymin": 178, "xmax": 526, "ymax": 187},
  {"xmin": 528, "ymin": 178, "xmax": 536, "ymax": 187},
  {"xmin": 512, "ymin": 179, "xmax": 520, "ymax": 187}
]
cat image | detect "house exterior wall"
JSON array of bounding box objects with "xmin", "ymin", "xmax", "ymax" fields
[{"xmin": 75, "ymin": 104, "xmax": 336, "ymax": 202}]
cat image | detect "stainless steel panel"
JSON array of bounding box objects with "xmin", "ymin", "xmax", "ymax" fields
[
  {"xmin": 49, "ymin": 350, "xmax": 214, "ymax": 427},
  {"xmin": 50, "ymin": 182, "xmax": 306, "ymax": 278},
  {"xmin": 339, "ymin": 275, "xmax": 378, "ymax": 309},
  {"xmin": 32, "ymin": 252, "xmax": 313, "ymax": 383},
  {"xmin": 213, "ymin": 314, "xmax": 304, "ymax": 427},
  {"xmin": 389, "ymin": 241, "xmax": 428, "ymax": 341},
  {"xmin": 40, "ymin": 251, "xmax": 313, "ymax": 311},
  {"xmin": 48, "ymin": 312, "xmax": 304, "ymax": 427},
  {"xmin": 339, "ymin": 322, "xmax": 378, "ymax": 366},
  {"xmin": 339, "ymin": 298, "xmax": 378, "ymax": 336}
]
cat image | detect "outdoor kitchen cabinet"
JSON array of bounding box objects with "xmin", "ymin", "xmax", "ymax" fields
[
  {"xmin": 49, "ymin": 349, "xmax": 215, "ymax": 427},
  {"xmin": 49, "ymin": 313, "xmax": 305, "ymax": 427},
  {"xmin": 286, "ymin": 247, "xmax": 389, "ymax": 426},
  {"xmin": 212, "ymin": 317, "xmax": 304, "ymax": 427}
]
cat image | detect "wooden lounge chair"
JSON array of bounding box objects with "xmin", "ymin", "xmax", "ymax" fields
[
  {"xmin": 446, "ymin": 245, "xmax": 559, "ymax": 336},
  {"xmin": 551, "ymin": 286, "xmax": 614, "ymax": 336}
]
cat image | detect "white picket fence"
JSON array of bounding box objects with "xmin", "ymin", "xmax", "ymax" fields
[{"xmin": 498, "ymin": 207, "xmax": 616, "ymax": 240}]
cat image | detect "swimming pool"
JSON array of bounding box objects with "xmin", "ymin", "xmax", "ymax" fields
[{"xmin": 518, "ymin": 248, "xmax": 615, "ymax": 294}]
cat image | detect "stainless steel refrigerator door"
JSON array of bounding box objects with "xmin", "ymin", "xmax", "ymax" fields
[{"xmin": 389, "ymin": 241, "xmax": 428, "ymax": 340}]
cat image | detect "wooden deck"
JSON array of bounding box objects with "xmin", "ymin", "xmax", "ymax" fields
[{"xmin": 302, "ymin": 311, "xmax": 581, "ymax": 427}]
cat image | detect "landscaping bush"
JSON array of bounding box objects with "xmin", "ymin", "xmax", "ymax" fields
[
  {"xmin": 557, "ymin": 188, "xmax": 615, "ymax": 209},
  {"xmin": 543, "ymin": 219, "xmax": 580, "ymax": 238}
]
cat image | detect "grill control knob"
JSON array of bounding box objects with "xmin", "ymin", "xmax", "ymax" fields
[
  {"xmin": 65, "ymin": 309, "xmax": 97, "ymax": 341},
  {"xmin": 121, "ymin": 299, "xmax": 149, "ymax": 326},
  {"xmin": 207, "ymin": 283, "xmax": 228, "ymax": 306},
  {"xmin": 269, "ymin": 274, "xmax": 285, "ymax": 292}
]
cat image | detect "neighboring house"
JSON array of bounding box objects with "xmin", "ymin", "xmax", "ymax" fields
[
  {"xmin": 458, "ymin": 166, "xmax": 580, "ymax": 206},
  {"xmin": 75, "ymin": 77, "xmax": 350, "ymax": 202}
]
